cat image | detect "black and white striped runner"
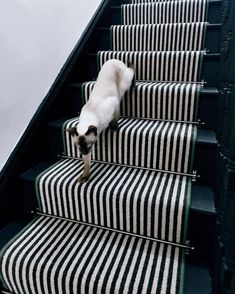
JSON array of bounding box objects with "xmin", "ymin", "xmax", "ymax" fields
[
  {"xmin": 0, "ymin": 215, "xmax": 184, "ymax": 294},
  {"xmin": 63, "ymin": 117, "xmax": 197, "ymax": 174},
  {"xmin": 0, "ymin": 0, "xmax": 207, "ymax": 292},
  {"xmin": 82, "ymin": 82, "xmax": 200, "ymax": 121},
  {"xmin": 122, "ymin": 0, "xmax": 208, "ymax": 25},
  {"xmin": 111, "ymin": 23, "xmax": 207, "ymax": 51},
  {"xmin": 36, "ymin": 158, "xmax": 191, "ymax": 243},
  {"xmin": 132, "ymin": 0, "xmax": 188, "ymax": 3},
  {"xmin": 98, "ymin": 51, "xmax": 204, "ymax": 82}
]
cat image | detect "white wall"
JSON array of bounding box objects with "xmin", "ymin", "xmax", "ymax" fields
[{"xmin": 0, "ymin": 0, "xmax": 101, "ymax": 171}]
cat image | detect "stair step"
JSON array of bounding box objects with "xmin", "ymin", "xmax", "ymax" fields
[
  {"xmin": 64, "ymin": 117, "xmax": 196, "ymax": 174},
  {"xmin": 110, "ymin": 1, "xmax": 222, "ymax": 25},
  {"xmin": 96, "ymin": 24, "xmax": 220, "ymax": 53},
  {"xmin": 81, "ymin": 81, "xmax": 200, "ymax": 122},
  {"xmin": 45, "ymin": 118, "xmax": 217, "ymax": 184},
  {"xmin": 0, "ymin": 222, "xmax": 211, "ymax": 294},
  {"xmin": 70, "ymin": 52, "xmax": 220, "ymax": 87},
  {"xmin": 0, "ymin": 220, "xmax": 212, "ymax": 293},
  {"xmin": 0, "ymin": 215, "xmax": 185, "ymax": 293},
  {"xmin": 36, "ymin": 158, "xmax": 191, "ymax": 243},
  {"xmin": 19, "ymin": 160, "xmax": 215, "ymax": 258},
  {"xmin": 20, "ymin": 161, "xmax": 215, "ymax": 215},
  {"xmin": 121, "ymin": 1, "xmax": 208, "ymax": 25},
  {"xmin": 65, "ymin": 83, "xmax": 219, "ymax": 129}
]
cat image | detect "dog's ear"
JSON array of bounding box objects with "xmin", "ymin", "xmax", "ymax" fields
[
  {"xmin": 85, "ymin": 125, "xmax": 97, "ymax": 136},
  {"xmin": 66, "ymin": 127, "xmax": 78, "ymax": 136}
]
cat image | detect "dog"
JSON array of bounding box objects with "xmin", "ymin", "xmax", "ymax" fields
[{"xmin": 66, "ymin": 59, "xmax": 135, "ymax": 183}]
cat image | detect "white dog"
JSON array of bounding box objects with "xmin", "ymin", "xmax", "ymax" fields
[{"xmin": 67, "ymin": 59, "xmax": 135, "ymax": 183}]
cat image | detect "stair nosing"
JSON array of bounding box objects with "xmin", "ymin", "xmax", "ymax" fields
[
  {"xmin": 20, "ymin": 160, "xmax": 216, "ymax": 216},
  {"xmin": 48, "ymin": 117, "xmax": 218, "ymax": 147}
]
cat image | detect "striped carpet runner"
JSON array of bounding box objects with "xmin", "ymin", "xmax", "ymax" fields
[
  {"xmin": 122, "ymin": 0, "xmax": 207, "ymax": 24},
  {"xmin": 63, "ymin": 117, "xmax": 197, "ymax": 173},
  {"xmin": 0, "ymin": 0, "xmax": 207, "ymax": 293},
  {"xmin": 111, "ymin": 23, "xmax": 207, "ymax": 51},
  {"xmin": 1, "ymin": 216, "xmax": 184, "ymax": 294},
  {"xmin": 36, "ymin": 159, "xmax": 191, "ymax": 243},
  {"xmin": 98, "ymin": 51, "xmax": 204, "ymax": 82},
  {"xmin": 82, "ymin": 82, "xmax": 200, "ymax": 121}
]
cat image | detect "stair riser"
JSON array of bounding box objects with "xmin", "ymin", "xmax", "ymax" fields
[
  {"xmin": 19, "ymin": 176, "xmax": 214, "ymax": 259},
  {"xmin": 110, "ymin": 2, "xmax": 222, "ymax": 25},
  {"xmin": 188, "ymin": 211, "xmax": 216, "ymax": 260},
  {"xmin": 45, "ymin": 123, "xmax": 216, "ymax": 185},
  {"xmin": 70, "ymin": 53, "xmax": 220, "ymax": 87},
  {"xmin": 64, "ymin": 85, "xmax": 218, "ymax": 130},
  {"xmin": 96, "ymin": 25, "xmax": 220, "ymax": 53}
]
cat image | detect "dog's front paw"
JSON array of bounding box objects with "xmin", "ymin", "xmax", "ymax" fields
[{"xmin": 78, "ymin": 175, "xmax": 90, "ymax": 184}]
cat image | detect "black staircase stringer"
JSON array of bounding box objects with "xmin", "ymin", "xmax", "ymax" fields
[{"xmin": 214, "ymin": 0, "xmax": 235, "ymax": 292}]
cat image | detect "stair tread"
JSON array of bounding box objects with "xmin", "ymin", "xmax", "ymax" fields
[
  {"xmin": 197, "ymin": 128, "xmax": 217, "ymax": 145},
  {"xmin": 191, "ymin": 185, "xmax": 215, "ymax": 214},
  {"xmin": 87, "ymin": 51, "xmax": 220, "ymax": 58},
  {"xmin": 36, "ymin": 158, "xmax": 192, "ymax": 242},
  {"xmin": 82, "ymin": 81, "xmax": 201, "ymax": 122},
  {"xmin": 20, "ymin": 160, "xmax": 215, "ymax": 216},
  {"xmin": 99, "ymin": 24, "xmax": 221, "ymax": 30},
  {"xmin": 98, "ymin": 51, "xmax": 204, "ymax": 82},
  {"xmin": 112, "ymin": 0, "xmax": 221, "ymax": 7},
  {"xmin": 49, "ymin": 117, "xmax": 217, "ymax": 146},
  {"xmin": 68, "ymin": 82, "xmax": 219, "ymax": 96},
  {"xmin": 64, "ymin": 117, "xmax": 197, "ymax": 173},
  {"xmin": 0, "ymin": 215, "xmax": 184, "ymax": 293},
  {"xmin": 0, "ymin": 218, "xmax": 212, "ymax": 294}
]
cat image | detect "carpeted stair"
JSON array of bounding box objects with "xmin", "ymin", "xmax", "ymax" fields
[{"xmin": 0, "ymin": 0, "xmax": 212, "ymax": 293}]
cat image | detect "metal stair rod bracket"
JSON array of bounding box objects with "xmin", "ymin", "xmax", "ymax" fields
[
  {"xmin": 197, "ymin": 119, "xmax": 206, "ymax": 127},
  {"xmin": 200, "ymin": 79, "xmax": 207, "ymax": 87},
  {"xmin": 192, "ymin": 170, "xmax": 200, "ymax": 182},
  {"xmin": 185, "ymin": 240, "xmax": 194, "ymax": 256}
]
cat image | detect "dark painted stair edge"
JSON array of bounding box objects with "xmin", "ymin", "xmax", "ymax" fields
[
  {"xmin": 0, "ymin": 0, "xmax": 119, "ymax": 229},
  {"xmin": 45, "ymin": 118, "xmax": 218, "ymax": 185},
  {"xmin": 64, "ymin": 83, "xmax": 219, "ymax": 130},
  {"xmin": 110, "ymin": 0, "xmax": 222, "ymax": 26}
]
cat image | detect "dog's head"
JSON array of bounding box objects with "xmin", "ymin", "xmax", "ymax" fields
[{"xmin": 66, "ymin": 125, "xmax": 97, "ymax": 155}]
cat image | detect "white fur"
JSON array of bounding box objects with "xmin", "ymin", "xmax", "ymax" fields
[{"xmin": 77, "ymin": 59, "xmax": 134, "ymax": 135}]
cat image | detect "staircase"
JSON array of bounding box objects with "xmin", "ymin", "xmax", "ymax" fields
[{"xmin": 0, "ymin": 0, "xmax": 222, "ymax": 293}]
